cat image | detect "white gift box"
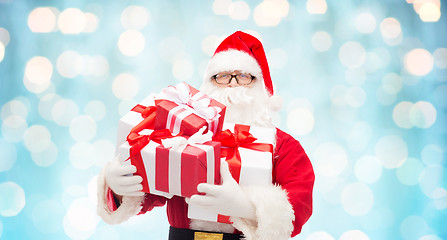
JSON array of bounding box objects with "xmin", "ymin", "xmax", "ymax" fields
[
  {"xmin": 115, "ymin": 95, "xmax": 156, "ymax": 150},
  {"xmin": 187, "ymin": 122, "xmax": 276, "ymax": 222}
]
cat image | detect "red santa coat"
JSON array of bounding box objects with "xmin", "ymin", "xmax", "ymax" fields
[{"xmin": 98, "ymin": 128, "xmax": 314, "ymax": 239}]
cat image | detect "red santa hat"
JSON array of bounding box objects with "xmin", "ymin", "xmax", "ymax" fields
[{"xmin": 204, "ymin": 31, "xmax": 283, "ymax": 110}]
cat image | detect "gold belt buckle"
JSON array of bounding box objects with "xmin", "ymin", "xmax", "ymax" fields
[{"xmin": 194, "ymin": 231, "xmax": 224, "ymax": 240}]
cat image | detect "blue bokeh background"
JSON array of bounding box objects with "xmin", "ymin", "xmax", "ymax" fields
[{"xmin": 0, "ymin": 0, "xmax": 446, "ymax": 239}]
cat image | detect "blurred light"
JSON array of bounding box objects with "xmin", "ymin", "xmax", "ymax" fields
[
  {"xmin": 412, "ymin": 0, "xmax": 441, "ymax": 13},
  {"xmin": 345, "ymin": 86, "xmax": 366, "ymax": 108},
  {"xmin": 377, "ymin": 87, "xmax": 397, "ymax": 106},
  {"xmin": 51, "ymin": 99, "xmax": 79, "ymax": 126},
  {"xmin": 213, "ymin": 0, "xmax": 231, "ymax": 15},
  {"xmin": 91, "ymin": 55, "xmax": 109, "ymax": 76},
  {"xmin": 0, "ymin": 28, "xmax": 10, "ymax": 46},
  {"xmin": 404, "ymin": 48, "xmax": 434, "ymax": 76},
  {"xmin": 346, "ymin": 122, "xmax": 372, "ymax": 151},
  {"xmin": 80, "ymin": 55, "xmax": 109, "ymax": 77},
  {"xmin": 1, "ymin": 99, "xmax": 28, "ymax": 120},
  {"xmin": 287, "ymin": 107, "xmax": 314, "ymax": 135},
  {"xmin": 32, "ymin": 198, "xmax": 63, "ymax": 234},
  {"xmin": 118, "ymin": 30, "xmax": 145, "ymax": 56},
  {"xmin": 118, "ymin": 99, "xmax": 138, "ymax": 117},
  {"xmin": 56, "ymin": 51, "xmax": 83, "ymax": 78},
  {"xmin": 31, "ymin": 142, "xmax": 58, "ymax": 167},
  {"xmin": 58, "ymin": 8, "xmax": 86, "ymax": 34},
  {"xmin": 229, "ymin": 1, "xmax": 250, "ymax": 20},
  {"xmin": 173, "ymin": 59, "xmax": 194, "ymax": 81},
  {"xmin": 69, "ymin": 115, "xmax": 97, "ymax": 142},
  {"xmin": 400, "ymin": 215, "xmax": 429, "ymax": 240},
  {"xmin": 112, "ymin": 73, "xmax": 139, "ymax": 100},
  {"xmin": 331, "ymin": 105, "xmax": 357, "ymax": 123},
  {"xmin": 339, "ymin": 230, "xmax": 370, "ymax": 240},
  {"xmin": 355, "ymin": 155, "xmax": 382, "ymax": 183},
  {"xmin": 25, "ymin": 56, "xmax": 53, "ymax": 85},
  {"xmin": 254, "ymin": 0, "xmax": 289, "ymax": 26},
  {"xmin": 339, "ymin": 41, "xmax": 366, "ymax": 68},
  {"xmin": 28, "ymin": 7, "xmax": 57, "ymax": 33},
  {"xmin": 23, "ymin": 56, "xmax": 53, "ymax": 93},
  {"xmin": 202, "ymin": 35, "xmax": 220, "ymax": 56},
  {"xmin": 87, "ymin": 176, "xmax": 98, "ymax": 204},
  {"xmin": 345, "ymin": 68, "xmax": 366, "ymax": 85},
  {"xmin": 268, "ymin": 48, "xmax": 288, "ymax": 69},
  {"xmin": 421, "ymin": 144, "xmax": 443, "ymax": 165},
  {"xmin": 24, "ymin": 125, "xmax": 51, "ymax": 153},
  {"xmin": 0, "ymin": 182, "xmax": 25, "ymax": 217},
  {"xmin": 0, "ymin": 139, "xmax": 16, "ymax": 172},
  {"xmin": 396, "ymin": 157, "xmax": 424, "ymax": 186},
  {"xmin": 313, "ymin": 142, "xmax": 348, "ymax": 177},
  {"xmin": 382, "ymin": 72, "xmax": 402, "ymax": 94},
  {"xmin": 373, "ymin": 47, "xmax": 391, "ymax": 68},
  {"xmin": 82, "ymin": 13, "xmax": 99, "ymax": 32},
  {"xmin": 306, "ymin": 0, "xmax": 327, "ymax": 14},
  {"xmin": 92, "ymin": 139, "xmax": 115, "ymax": 168},
  {"xmin": 1, "ymin": 115, "xmax": 27, "ymax": 142},
  {"xmin": 63, "ymin": 198, "xmax": 99, "ymax": 239},
  {"xmin": 380, "ymin": 17, "xmax": 402, "ymax": 39},
  {"xmin": 419, "ymin": 235, "xmax": 443, "ymax": 240},
  {"xmin": 330, "ymin": 85, "xmax": 348, "ymax": 106},
  {"xmin": 305, "ymin": 231, "xmax": 335, "ymax": 240},
  {"xmin": 0, "ymin": 42, "xmax": 4, "ymax": 63},
  {"xmin": 419, "ymin": 2, "xmax": 441, "ymax": 22},
  {"xmin": 159, "ymin": 37, "xmax": 185, "ymax": 63},
  {"xmin": 85, "ymin": 100, "xmax": 106, "ymax": 121},
  {"xmin": 355, "ymin": 12, "xmax": 377, "ymax": 34},
  {"xmin": 393, "ymin": 101, "xmax": 414, "ymax": 128},
  {"xmin": 419, "ymin": 164, "xmax": 446, "ymax": 199},
  {"xmin": 409, "ymin": 101, "xmax": 436, "ymax": 128},
  {"xmin": 433, "ymin": 48, "xmax": 447, "ymax": 68},
  {"xmin": 341, "ymin": 183, "xmax": 374, "ymax": 216},
  {"xmin": 364, "ymin": 52, "xmax": 382, "ymax": 73},
  {"xmin": 121, "ymin": 6, "xmax": 150, "ymax": 30},
  {"xmin": 69, "ymin": 142, "xmax": 96, "ymax": 170},
  {"xmin": 311, "ymin": 31, "xmax": 332, "ymax": 52},
  {"xmin": 375, "ymin": 135, "xmax": 408, "ymax": 169},
  {"xmin": 38, "ymin": 94, "xmax": 61, "ymax": 121}
]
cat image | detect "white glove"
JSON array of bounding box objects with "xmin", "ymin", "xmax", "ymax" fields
[
  {"xmin": 104, "ymin": 155, "xmax": 144, "ymax": 197},
  {"xmin": 189, "ymin": 161, "xmax": 256, "ymax": 220}
]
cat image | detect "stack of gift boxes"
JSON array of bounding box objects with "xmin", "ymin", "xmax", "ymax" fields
[{"xmin": 115, "ymin": 82, "xmax": 275, "ymax": 223}]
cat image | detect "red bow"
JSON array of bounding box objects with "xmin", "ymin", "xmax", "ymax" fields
[{"xmin": 214, "ymin": 124, "xmax": 273, "ymax": 182}]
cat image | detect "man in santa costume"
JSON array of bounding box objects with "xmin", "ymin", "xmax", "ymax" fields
[{"xmin": 97, "ymin": 31, "xmax": 315, "ymax": 240}]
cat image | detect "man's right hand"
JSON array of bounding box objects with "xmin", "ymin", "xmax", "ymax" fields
[{"xmin": 104, "ymin": 155, "xmax": 144, "ymax": 197}]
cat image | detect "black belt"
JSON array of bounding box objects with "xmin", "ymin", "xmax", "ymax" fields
[{"xmin": 168, "ymin": 226, "xmax": 243, "ymax": 240}]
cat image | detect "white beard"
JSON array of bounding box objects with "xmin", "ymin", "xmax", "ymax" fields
[{"xmin": 200, "ymin": 79, "xmax": 274, "ymax": 128}]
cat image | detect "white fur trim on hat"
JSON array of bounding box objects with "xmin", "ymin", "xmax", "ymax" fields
[
  {"xmin": 204, "ymin": 49, "xmax": 263, "ymax": 83},
  {"xmin": 96, "ymin": 167, "xmax": 145, "ymax": 224},
  {"xmin": 230, "ymin": 184, "xmax": 295, "ymax": 240}
]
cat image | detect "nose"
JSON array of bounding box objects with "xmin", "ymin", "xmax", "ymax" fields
[{"xmin": 228, "ymin": 77, "xmax": 239, "ymax": 87}]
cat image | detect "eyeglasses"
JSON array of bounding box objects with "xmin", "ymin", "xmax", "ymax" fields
[{"xmin": 212, "ymin": 72, "xmax": 256, "ymax": 85}]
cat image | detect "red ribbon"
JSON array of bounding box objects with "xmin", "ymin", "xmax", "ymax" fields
[
  {"xmin": 214, "ymin": 124, "xmax": 273, "ymax": 183},
  {"xmin": 124, "ymin": 104, "xmax": 179, "ymax": 193},
  {"xmin": 126, "ymin": 105, "xmax": 156, "ymax": 144}
]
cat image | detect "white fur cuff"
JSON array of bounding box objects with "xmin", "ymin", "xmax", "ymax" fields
[
  {"xmin": 231, "ymin": 185, "xmax": 294, "ymax": 240},
  {"xmin": 96, "ymin": 168, "xmax": 145, "ymax": 224}
]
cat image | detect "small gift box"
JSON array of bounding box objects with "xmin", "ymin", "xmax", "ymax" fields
[
  {"xmin": 154, "ymin": 82, "xmax": 226, "ymax": 137},
  {"xmin": 117, "ymin": 127, "xmax": 221, "ymax": 199},
  {"xmin": 187, "ymin": 123, "xmax": 276, "ymax": 223},
  {"xmin": 115, "ymin": 95, "xmax": 157, "ymax": 149}
]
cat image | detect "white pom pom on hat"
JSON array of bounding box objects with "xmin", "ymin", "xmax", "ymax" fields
[{"xmin": 204, "ymin": 31, "xmax": 283, "ymax": 111}]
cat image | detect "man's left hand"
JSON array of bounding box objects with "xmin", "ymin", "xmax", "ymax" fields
[{"xmin": 189, "ymin": 160, "xmax": 257, "ymax": 220}]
